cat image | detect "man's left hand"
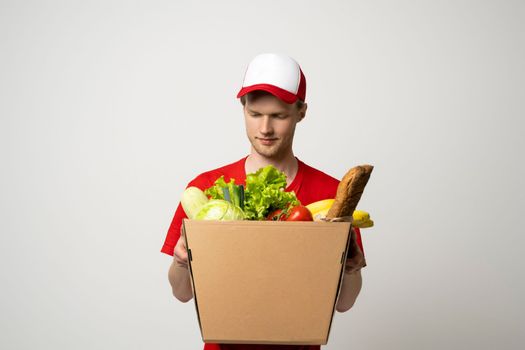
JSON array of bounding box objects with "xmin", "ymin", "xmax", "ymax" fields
[
  {"xmin": 345, "ymin": 227, "xmax": 366, "ymax": 274},
  {"xmin": 322, "ymin": 216, "xmax": 367, "ymax": 273}
]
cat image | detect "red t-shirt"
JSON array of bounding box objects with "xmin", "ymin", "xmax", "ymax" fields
[{"xmin": 161, "ymin": 156, "xmax": 364, "ymax": 350}]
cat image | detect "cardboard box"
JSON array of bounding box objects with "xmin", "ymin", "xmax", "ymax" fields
[{"xmin": 182, "ymin": 219, "xmax": 352, "ymax": 345}]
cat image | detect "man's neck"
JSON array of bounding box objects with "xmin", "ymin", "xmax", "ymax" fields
[{"xmin": 245, "ymin": 151, "xmax": 299, "ymax": 187}]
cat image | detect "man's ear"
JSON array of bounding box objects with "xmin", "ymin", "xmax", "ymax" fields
[{"xmin": 298, "ymin": 103, "xmax": 307, "ymax": 122}]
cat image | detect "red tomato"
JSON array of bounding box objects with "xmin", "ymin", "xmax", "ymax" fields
[
  {"xmin": 285, "ymin": 205, "xmax": 313, "ymax": 221},
  {"xmin": 267, "ymin": 209, "xmax": 287, "ymax": 221}
]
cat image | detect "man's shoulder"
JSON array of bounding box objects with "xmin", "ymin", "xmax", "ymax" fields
[{"xmin": 187, "ymin": 157, "xmax": 247, "ymax": 189}]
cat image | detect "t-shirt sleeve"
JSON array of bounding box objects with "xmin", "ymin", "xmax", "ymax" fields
[
  {"xmin": 161, "ymin": 175, "xmax": 210, "ymax": 256},
  {"xmin": 161, "ymin": 201, "xmax": 187, "ymax": 256}
]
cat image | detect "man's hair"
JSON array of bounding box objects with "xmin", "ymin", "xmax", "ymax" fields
[{"xmin": 240, "ymin": 91, "xmax": 305, "ymax": 110}]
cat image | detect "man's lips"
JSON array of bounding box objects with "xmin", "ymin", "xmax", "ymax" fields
[{"xmin": 257, "ymin": 137, "xmax": 278, "ymax": 145}]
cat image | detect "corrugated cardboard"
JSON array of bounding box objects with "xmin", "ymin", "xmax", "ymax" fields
[{"xmin": 182, "ymin": 219, "xmax": 352, "ymax": 345}]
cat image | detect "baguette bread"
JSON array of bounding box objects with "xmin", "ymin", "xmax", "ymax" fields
[
  {"xmin": 326, "ymin": 164, "xmax": 374, "ymax": 219},
  {"xmin": 327, "ymin": 164, "xmax": 373, "ymax": 272}
]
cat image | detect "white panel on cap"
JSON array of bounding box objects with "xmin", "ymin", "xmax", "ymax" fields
[{"xmin": 243, "ymin": 53, "xmax": 300, "ymax": 94}]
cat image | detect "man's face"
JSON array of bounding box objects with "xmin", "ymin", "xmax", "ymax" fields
[{"xmin": 243, "ymin": 93, "xmax": 306, "ymax": 159}]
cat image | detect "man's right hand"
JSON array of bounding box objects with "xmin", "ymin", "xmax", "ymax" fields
[
  {"xmin": 169, "ymin": 227, "xmax": 193, "ymax": 302},
  {"xmin": 174, "ymin": 230, "xmax": 189, "ymax": 267}
]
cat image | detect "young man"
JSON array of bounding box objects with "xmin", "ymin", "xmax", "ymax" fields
[{"xmin": 161, "ymin": 53, "xmax": 366, "ymax": 350}]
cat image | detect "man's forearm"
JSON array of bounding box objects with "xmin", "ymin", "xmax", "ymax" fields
[
  {"xmin": 336, "ymin": 270, "xmax": 362, "ymax": 312},
  {"xmin": 168, "ymin": 260, "xmax": 193, "ymax": 302}
]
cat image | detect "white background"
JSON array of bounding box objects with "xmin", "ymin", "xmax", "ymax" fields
[{"xmin": 1, "ymin": 0, "xmax": 524, "ymax": 349}]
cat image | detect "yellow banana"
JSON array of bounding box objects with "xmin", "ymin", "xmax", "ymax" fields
[
  {"xmin": 352, "ymin": 209, "xmax": 370, "ymax": 221},
  {"xmin": 306, "ymin": 199, "xmax": 334, "ymax": 215},
  {"xmin": 349, "ymin": 211, "xmax": 374, "ymax": 227},
  {"xmin": 306, "ymin": 199, "xmax": 374, "ymax": 228},
  {"xmin": 357, "ymin": 219, "xmax": 374, "ymax": 228},
  {"xmin": 306, "ymin": 199, "xmax": 334, "ymax": 221}
]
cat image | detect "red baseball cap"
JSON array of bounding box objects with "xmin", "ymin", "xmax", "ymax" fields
[{"xmin": 237, "ymin": 53, "xmax": 306, "ymax": 104}]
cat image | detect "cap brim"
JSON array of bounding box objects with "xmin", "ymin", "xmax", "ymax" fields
[{"xmin": 236, "ymin": 84, "xmax": 298, "ymax": 104}]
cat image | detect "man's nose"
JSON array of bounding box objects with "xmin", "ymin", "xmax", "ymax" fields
[{"xmin": 260, "ymin": 116, "xmax": 274, "ymax": 135}]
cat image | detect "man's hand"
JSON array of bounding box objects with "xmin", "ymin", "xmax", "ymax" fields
[
  {"xmin": 174, "ymin": 227, "xmax": 189, "ymax": 267},
  {"xmin": 169, "ymin": 226, "xmax": 193, "ymax": 302},
  {"xmin": 322, "ymin": 216, "xmax": 366, "ymax": 274},
  {"xmin": 345, "ymin": 227, "xmax": 366, "ymax": 274},
  {"xmin": 331, "ymin": 224, "xmax": 364, "ymax": 312}
]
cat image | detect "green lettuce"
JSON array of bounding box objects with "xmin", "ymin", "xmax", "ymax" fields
[
  {"xmin": 244, "ymin": 165, "xmax": 300, "ymax": 220},
  {"xmin": 204, "ymin": 165, "xmax": 300, "ymax": 220},
  {"xmin": 204, "ymin": 176, "xmax": 234, "ymax": 200},
  {"xmin": 204, "ymin": 177, "xmax": 243, "ymax": 208}
]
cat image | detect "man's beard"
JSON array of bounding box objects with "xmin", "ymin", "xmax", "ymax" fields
[{"xmin": 249, "ymin": 137, "xmax": 285, "ymax": 159}]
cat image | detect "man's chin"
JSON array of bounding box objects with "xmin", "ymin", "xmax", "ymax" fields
[{"xmin": 252, "ymin": 144, "xmax": 281, "ymax": 158}]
